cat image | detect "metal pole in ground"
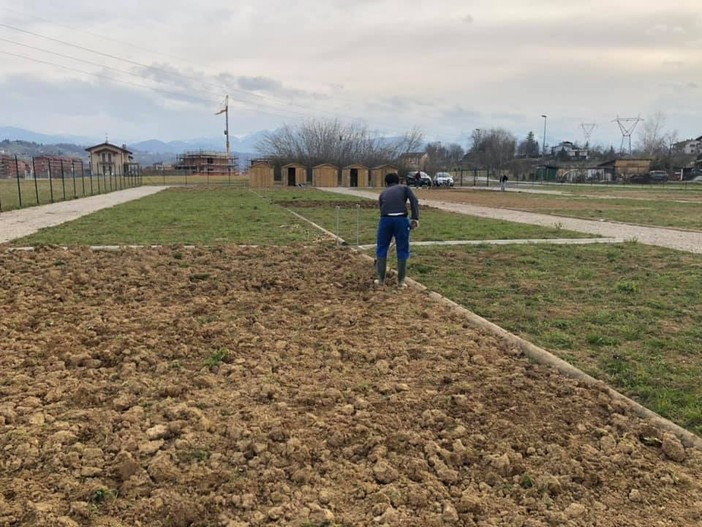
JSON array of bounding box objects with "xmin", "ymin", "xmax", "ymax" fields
[
  {"xmin": 14, "ymin": 155, "xmax": 23, "ymax": 208},
  {"xmin": 71, "ymin": 161, "xmax": 77, "ymax": 198},
  {"xmin": 88, "ymin": 161, "xmax": 93, "ymax": 195},
  {"xmin": 356, "ymin": 203, "xmax": 360, "ymax": 247},
  {"xmin": 79, "ymin": 160, "xmax": 85, "ymax": 196},
  {"xmin": 48, "ymin": 160, "xmax": 54, "ymax": 203},
  {"xmin": 32, "ymin": 156, "xmax": 39, "ymax": 205},
  {"xmin": 336, "ymin": 206, "xmax": 340, "ymax": 247},
  {"xmin": 60, "ymin": 160, "xmax": 67, "ymax": 201}
]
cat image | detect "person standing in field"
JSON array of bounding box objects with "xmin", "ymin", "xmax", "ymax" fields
[
  {"xmin": 500, "ymin": 174, "xmax": 509, "ymax": 191},
  {"xmin": 375, "ymin": 173, "xmax": 419, "ymax": 288}
]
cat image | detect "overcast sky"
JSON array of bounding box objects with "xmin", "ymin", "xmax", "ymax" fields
[{"xmin": 1, "ymin": 0, "xmax": 700, "ymax": 150}]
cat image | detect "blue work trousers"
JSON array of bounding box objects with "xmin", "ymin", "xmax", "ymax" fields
[{"xmin": 376, "ymin": 216, "xmax": 411, "ymax": 260}]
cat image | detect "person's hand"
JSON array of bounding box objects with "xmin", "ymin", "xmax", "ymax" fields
[{"xmin": 410, "ymin": 219, "xmax": 419, "ymax": 230}]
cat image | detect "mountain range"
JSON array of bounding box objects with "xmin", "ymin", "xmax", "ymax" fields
[{"xmin": 0, "ymin": 126, "xmax": 265, "ymax": 153}]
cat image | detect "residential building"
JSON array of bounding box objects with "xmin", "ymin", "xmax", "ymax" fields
[
  {"xmin": 550, "ymin": 141, "xmax": 589, "ymax": 160},
  {"xmin": 672, "ymin": 136, "xmax": 702, "ymax": 156},
  {"xmin": 86, "ymin": 142, "xmax": 137, "ymax": 176},
  {"xmin": 400, "ymin": 152, "xmax": 429, "ymax": 172}
]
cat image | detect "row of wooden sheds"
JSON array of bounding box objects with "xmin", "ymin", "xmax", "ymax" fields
[{"xmin": 249, "ymin": 161, "xmax": 399, "ymax": 188}]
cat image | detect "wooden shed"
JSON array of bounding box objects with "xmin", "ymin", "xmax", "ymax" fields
[
  {"xmin": 249, "ymin": 161, "xmax": 275, "ymax": 188},
  {"xmin": 281, "ymin": 163, "xmax": 307, "ymax": 186},
  {"xmin": 370, "ymin": 164, "xmax": 398, "ymax": 188},
  {"xmin": 598, "ymin": 158, "xmax": 652, "ymax": 181},
  {"xmin": 342, "ymin": 164, "xmax": 369, "ymax": 187},
  {"xmin": 312, "ymin": 163, "xmax": 339, "ymax": 187}
]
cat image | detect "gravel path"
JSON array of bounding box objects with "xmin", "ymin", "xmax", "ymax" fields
[
  {"xmin": 323, "ymin": 188, "xmax": 702, "ymax": 254},
  {"xmin": 0, "ymin": 186, "xmax": 168, "ymax": 244}
]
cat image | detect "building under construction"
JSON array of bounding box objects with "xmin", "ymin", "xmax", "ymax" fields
[
  {"xmin": 175, "ymin": 151, "xmax": 237, "ymax": 175},
  {"xmin": 0, "ymin": 154, "xmax": 31, "ymax": 179},
  {"xmin": 33, "ymin": 156, "xmax": 85, "ymax": 179}
]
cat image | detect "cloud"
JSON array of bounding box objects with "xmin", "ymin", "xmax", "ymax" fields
[
  {"xmin": 1, "ymin": 0, "xmax": 701, "ymax": 146},
  {"xmin": 237, "ymin": 76, "xmax": 283, "ymax": 92}
]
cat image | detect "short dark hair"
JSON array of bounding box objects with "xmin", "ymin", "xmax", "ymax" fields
[{"xmin": 385, "ymin": 172, "xmax": 400, "ymax": 185}]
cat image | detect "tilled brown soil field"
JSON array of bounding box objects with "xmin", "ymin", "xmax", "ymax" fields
[{"xmin": 1, "ymin": 245, "xmax": 702, "ymax": 527}]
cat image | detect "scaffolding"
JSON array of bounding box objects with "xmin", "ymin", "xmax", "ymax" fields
[{"xmin": 175, "ymin": 151, "xmax": 237, "ymax": 175}]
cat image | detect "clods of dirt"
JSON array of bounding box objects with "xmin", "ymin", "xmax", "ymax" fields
[{"xmin": 1, "ymin": 245, "xmax": 701, "ymax": 526}]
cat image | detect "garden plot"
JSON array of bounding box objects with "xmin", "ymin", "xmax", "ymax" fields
[{"xmin": 1, "ymin": 245, "xmax": 702, "ymax": 527}]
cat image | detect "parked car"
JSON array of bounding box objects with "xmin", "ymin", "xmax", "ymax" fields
[
  {"xmin": 405, "ymin": 171, "xmax": 432, "ymax": 187},
  {"xmin": 629, "ymin": 174, "xmax": 649, "ymax": 184},
  {"xmin": 433, "ymin": 172, "xmax": 454, "ymax": 187},
  {"xmin": 649, "ymin": 170, "xmax": 669, "ymax": 183}
]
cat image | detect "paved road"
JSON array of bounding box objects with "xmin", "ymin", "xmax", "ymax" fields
[
  {"xmin": 0, "ymin": 186, "xmax": 168, "ymax": 244},
  {"xmin": 322, "ymin": 187, "xmax": 702, "ymax": 254}
]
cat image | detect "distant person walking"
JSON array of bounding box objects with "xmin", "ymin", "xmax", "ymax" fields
[
  {"xmin": 500, "ymin": 174, "xmax": 509, "ymax": 191},
  {"xmin": 375, "ymin": 173, "xmax": 419, "ymax": 288}
]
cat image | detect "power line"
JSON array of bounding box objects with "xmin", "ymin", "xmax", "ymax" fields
[
  {"xmin": 1, "ymin": 5, "xmax": 201, "ymax": 70},
  {"xmin": 0, "ymin": 49, "xmax": 219, "ymax": 105},
  {"xmin": 0, "ymin": 36, "xmax": 220, "ymax": 100},
  {"xmin": 0, "ymin": 21, "xmax": 345, "ymax": 121},
  {"xmin": 0, "ymin": 49, "xmax": 323, "ymax": 124}
]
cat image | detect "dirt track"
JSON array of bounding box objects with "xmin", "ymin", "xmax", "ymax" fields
[{"xmin": 2, "ymin": 245, "xmax": 702, "ymax": 526}]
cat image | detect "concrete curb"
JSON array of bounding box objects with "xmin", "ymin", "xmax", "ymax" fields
[
  {"xmin": 281, "ymin": 202, "xmax": 702, "ymax": 452},
  {"xmin": 353, "ymin": 249, "xmax": 702, "ymax": 452}
]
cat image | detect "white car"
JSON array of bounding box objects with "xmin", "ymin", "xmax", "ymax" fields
[{"xmin": 433, "ymin": 172, "xmax": 454, "ymax": 187}]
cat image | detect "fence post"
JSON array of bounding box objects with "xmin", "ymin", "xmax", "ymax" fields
[
  {"xmin": 356, "ymin": 204, "xmax": 360, "ymax": 247},
  {"xmin": 79, "ymin": 160, "xmax": 85, "ymax": 196},
  {"xmin": 32, "ymin": 156, "xmax": 39, "ymax": 205},
  {"xmin": 14, "ymin": 155, "xmax": 23, "ymax": 208},
  {"xmin": 71, "ymin": 161, "xmax": 77, "ymax": 198},
  {"xmin": 48, "ymin": 160, "xmax": 54, "ymax": 203},
  {"xmin": 88, "ymin": 161, "xmax": 93, "ymax": 195},
  {"xmin": 60, "ymin": 160, "xmax": 67, "ymax": 201},
  {"xmin": 336, "ymin": 206, "xmax": 341, "ymax": 247}
]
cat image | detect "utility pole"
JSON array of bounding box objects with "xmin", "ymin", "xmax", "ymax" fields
[
  {"xmin": 215, "ymin": 95, "xmax": 231, "ymax": 176},
  {"xmin": 541, "ymin": 115, "xmax": 548, "ymax": 157}
]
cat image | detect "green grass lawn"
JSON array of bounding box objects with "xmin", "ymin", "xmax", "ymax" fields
[
  {"xmin": 408, "ymin": 241, "xmax": 702, "ymax": 435},
  {"xmin": 12, "ymin": 187, "xmax": 323, "ymax": 246},
  {"xmin": 437, "ymin": 187, "xmax": 702, "ymax": 231},
  {"xmin": 537, "ymin": 197, "xmax": 702, "ymax": 230},
  {"xmin": 0, "ymin": 175, "xmax": 137, "ymax": 212}
]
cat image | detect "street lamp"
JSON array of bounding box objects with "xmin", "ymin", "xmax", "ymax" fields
[
  {"xmin": 541, "ymin": 115, "xmax": 547, "ymax": 157},
  {"xmin": 473, "ymin": 129, "xmax": 481, "ymax": 186}
]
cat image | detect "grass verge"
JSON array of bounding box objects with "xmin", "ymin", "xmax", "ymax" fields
[{"xmin": 11, "ymin": 187, "xmax": 323, "ymax": 246}]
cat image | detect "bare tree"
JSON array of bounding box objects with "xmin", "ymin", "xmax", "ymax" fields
[
  {"xmin": 636, "ymin": 111, "xmax": 676, "ymax": 157},
  {"xmin": 469, "ymin": 128, "xmax": 516, "ymax": 176},
  {"xmin": 256, "ymin": 118, "xmax": 424, "ymax": 168},
  {"xmin": 424, "ymin": 142, "xmax": 465, "ymax": 173}
]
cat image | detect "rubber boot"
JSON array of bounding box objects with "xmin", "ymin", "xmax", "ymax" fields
[
  {"xmin": 397, "ymin": 259, "xmax": 408, "ymax": 288},
  {"xmin": 375, "ymin": 258, "xmax": 387, "ymax": 285}
]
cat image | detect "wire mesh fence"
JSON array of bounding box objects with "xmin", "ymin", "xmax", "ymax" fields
[
  {"xmin": 0, "ymin": 156, "xmax": 251, "ymax": 213},
  {"xmin": 0, "ymin": 155, "xmax": 143, "ymax": 213}
]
